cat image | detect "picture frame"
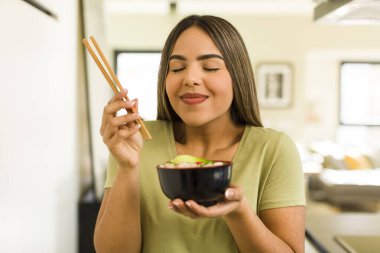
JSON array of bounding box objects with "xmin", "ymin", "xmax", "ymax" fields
[{"xmin": 256, "ymin": 63, "xmax": 293, "ymax": 109}]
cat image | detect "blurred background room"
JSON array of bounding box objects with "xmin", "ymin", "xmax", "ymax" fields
[{"xmin": 1, "ymin": 0, "xmax": 380, "ymax": 252}]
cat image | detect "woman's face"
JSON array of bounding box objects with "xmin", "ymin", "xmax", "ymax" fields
[{"xmin": 165, "ymin": 26, "xmax": 233, "ymax": 127}]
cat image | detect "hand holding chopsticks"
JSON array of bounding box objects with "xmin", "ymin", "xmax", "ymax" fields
[{"xmin": 82, "ymin": 36, "xmax": 152, "ymax": 141}]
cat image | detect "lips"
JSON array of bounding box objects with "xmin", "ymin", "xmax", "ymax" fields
[{"xmin": 179, "ymin": 93, "xmax": 209, "ymax": 105}]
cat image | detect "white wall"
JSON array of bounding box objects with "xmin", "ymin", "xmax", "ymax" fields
[
  {"xmin": 0, "ymin": 1, "xmax": 79, "ymax": 252},
  {"xmin": 82, "ymin": 0, "xmax": 112, "ymax": 199},
  {"xmin": 105, "ymin": 13, "xmax": 380, "ymax": 146}
]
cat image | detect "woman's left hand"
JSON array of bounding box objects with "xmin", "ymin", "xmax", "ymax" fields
[{"xmin": 168, "ymin": 185, "xmax": 245, "ymax": 219}]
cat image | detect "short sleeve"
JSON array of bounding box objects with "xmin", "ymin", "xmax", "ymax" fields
[
  {"xmin": 104, "ymin": 154, "xmax": 118, "ymax": 188},
  {"xmin": 259, "ymin": 133, "xmax": 306, "ymax": 211}
]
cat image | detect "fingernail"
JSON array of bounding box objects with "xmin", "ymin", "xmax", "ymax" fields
[
  {"xmin": 225, "ymin": 189, "xmax": 234, "ymax": 199},
  {"xmin": 185, "ymin": 201, "xmax": 191, "ymax": 207},
  {"xmin": 168, "ymin": 203, "xmax": 174, "ymax": 209},
  {"xmin": 136, "ymin": 124, "xmax": 141, "ymax": 129},
  {"xmin": 173, "ymin": 201, "xmax": 180, "ymax": 207}
]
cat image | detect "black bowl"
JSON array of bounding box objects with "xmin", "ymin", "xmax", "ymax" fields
[{"xmin": 157, "ymin": 162, "xmax": 232, "ymax": 207}]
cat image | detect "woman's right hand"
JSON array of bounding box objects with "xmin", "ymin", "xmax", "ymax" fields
[{"xmin": 100, "ymin": 89, "xmax": 143, "ymax": 170}]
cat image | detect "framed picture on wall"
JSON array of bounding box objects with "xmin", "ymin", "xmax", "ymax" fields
[{"xmin": 256, "ymin": 63, "xmax": 293, "ymax": 109}]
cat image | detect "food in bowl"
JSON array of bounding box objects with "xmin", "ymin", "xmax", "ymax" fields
[
  {"xmin": 158, "ymin": 154, "xmax": 225, "ymax": 168},
  {"xmin": 157, "ymin": 155, "xmax": 232, "ymax": 207}
]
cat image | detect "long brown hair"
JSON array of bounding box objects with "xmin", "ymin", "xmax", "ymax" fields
[{"xmin": 157, "ymin": 15, "xmax": 263, "ymax": 127}]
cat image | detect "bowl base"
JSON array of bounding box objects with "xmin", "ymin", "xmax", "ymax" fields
[{"xmin": 197, "ymin": 200, "xmax": 219, "ymax": 207}]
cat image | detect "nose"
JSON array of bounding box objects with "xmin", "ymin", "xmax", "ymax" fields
[{"xmin": 183, "ymin": 65, "xmax": 202, "ymax": 86}]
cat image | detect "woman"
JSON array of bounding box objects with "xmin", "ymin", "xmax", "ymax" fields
[{"xmin": 94, "ymin": 15, "xmax": 306, "ymax": 253}]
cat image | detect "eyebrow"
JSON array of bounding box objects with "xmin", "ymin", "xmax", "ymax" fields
[{"xmin": 169, "ymin": 54, "xmax": 224, "ymax": 61}]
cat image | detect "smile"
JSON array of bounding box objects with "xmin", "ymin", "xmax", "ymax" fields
[{"xmin": 179, "ymin": 93, "xmax": 209, "ymax": 105}]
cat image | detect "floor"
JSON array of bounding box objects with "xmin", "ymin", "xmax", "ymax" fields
[{"xmin": 305, "ymin": 198, "xmax": 380, "ymax": 253}]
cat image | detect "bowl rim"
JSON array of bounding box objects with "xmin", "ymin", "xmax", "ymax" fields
[{"xmin": 156, "ymin": 161, "xmax": 232, "ymax": 170}]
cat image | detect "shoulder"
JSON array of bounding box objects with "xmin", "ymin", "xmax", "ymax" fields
[
  {"xmin": 242, "ymin": 126, "xmax": 299, "ymax": 160},
  {"xmin": 245, "ymin": 126, "xmax": 293, "ymax": 145}
]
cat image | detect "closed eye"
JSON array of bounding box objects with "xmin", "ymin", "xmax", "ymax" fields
[
  {"xmin": 203, "ymin": 68, "xmax": 219, "ymax": 72},
  {"xmin": 172, "ymin": 67, "xmax": 186, "ymax": 73}
]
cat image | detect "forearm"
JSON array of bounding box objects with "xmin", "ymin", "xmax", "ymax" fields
[
  {"xmin": 94, "ymin": 167, "xmax": 141, "ymax": 253},
  {"xmin": 224, "ymin": 198, "xmax": 296, "ymax": 253}
]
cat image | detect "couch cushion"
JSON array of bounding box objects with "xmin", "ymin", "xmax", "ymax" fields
[
  {"xmin": 344, "ymin": 154, "xmax": 373, "ymax": 170},
  {"xmin": 324, "ymin": 155, "xmax": 347, "ymax": 170}
]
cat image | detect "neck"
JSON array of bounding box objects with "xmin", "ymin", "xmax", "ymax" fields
[{"xmin": 173, "ymin": 119, "xmax": 244, "ymax": 159}]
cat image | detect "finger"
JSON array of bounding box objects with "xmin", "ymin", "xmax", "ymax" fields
[
  {"xmin": 109, "ymin": 113, "xmax": 140, "ymax": 128},
  {"xmin": 186, "ymin": 200, "xmax": 239, "ymax": 218},
  {"xmin": 184, "ymin": 199, "xmax": 228, "ymax": 218},
  {"xmin": 105, "ymin": 100, "xmax": 135, "ymax": 117},
  {"xmin": 106, "ymin": 89, "xmax": 133, "ymax": 113},
  {"xmin": 102, "ymin": 113, "xmax": 140, "ymax": 144},
  {"xmin": 117, "ymin": 89, "xmax": 136, "ymax": 112},
  {"xmin": 102, "ymin": 121, "xmax": 116, "ymax": 143},
  {"xmin": 224, "ymin": 185, "xmax": 244, "ymax": 201},
  {"xmin": 132, "ymin": 98, "xmax": 139, "ymax": 113},
  {"xmin": 184, "ymin": 200, "xmax": 210, "ymax": 216},
  {"xmin": 104, "ymin": 90, "xmax": 128, "ymax": 118},
  {"xmin": 116, "ymin": 124, "xmax": 141, "ymax": 139},
  {"xmin": 106, "ymin": 125, "xmax": 141, "ymax": 150},
  {"xmin": 171, "ymin": 199, "xmax": 199, "ymax": 219},
  {"xmin": 101, "ymin": 100, "xmax": 136, "ymax": 135},
  {"xmin": 100, "ymin": 112, "xmax": 111, "ymax": 136},
  {"xmin": 109, "ymin": 88, "xmax": 129, "ymax": 103}
]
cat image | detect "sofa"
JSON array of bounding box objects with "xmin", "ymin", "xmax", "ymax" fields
[{"xmin": 300, "ymin": 141, "xmax": 380, "ymax": 211}]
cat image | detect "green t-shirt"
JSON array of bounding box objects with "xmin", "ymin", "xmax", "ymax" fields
[{"xmin": 105, "ymin": 120, "xmax": 306, "ymax": 253}]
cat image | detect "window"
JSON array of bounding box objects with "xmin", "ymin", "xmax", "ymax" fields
[
  {"xmin": 115, "ymin": 50, "xmax": 161, "ymax": 120},
  {"xmin": 339, "ymin": 62, "xmax": 380, "ymax": 126}
]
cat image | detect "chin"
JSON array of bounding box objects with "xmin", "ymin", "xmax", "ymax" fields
[
  {"xmin": 181, "ymin": 116, "xmax": 224, "ymax": 128},
  {"xmin": 176, "ymin": 113, "xmax": 205, "ymax": 126},
  {"xmin": 176, "ymin": 110, "xmax": 231, "ymax": 127},
  {"xmin": 181, "ymin": 118, "xmax": 208, "ymax": 127}
]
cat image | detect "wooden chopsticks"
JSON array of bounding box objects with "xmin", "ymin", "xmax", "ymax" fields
[{"xmin": 82, "ymin": 36, "xmax": 152, "ymax": 141}]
